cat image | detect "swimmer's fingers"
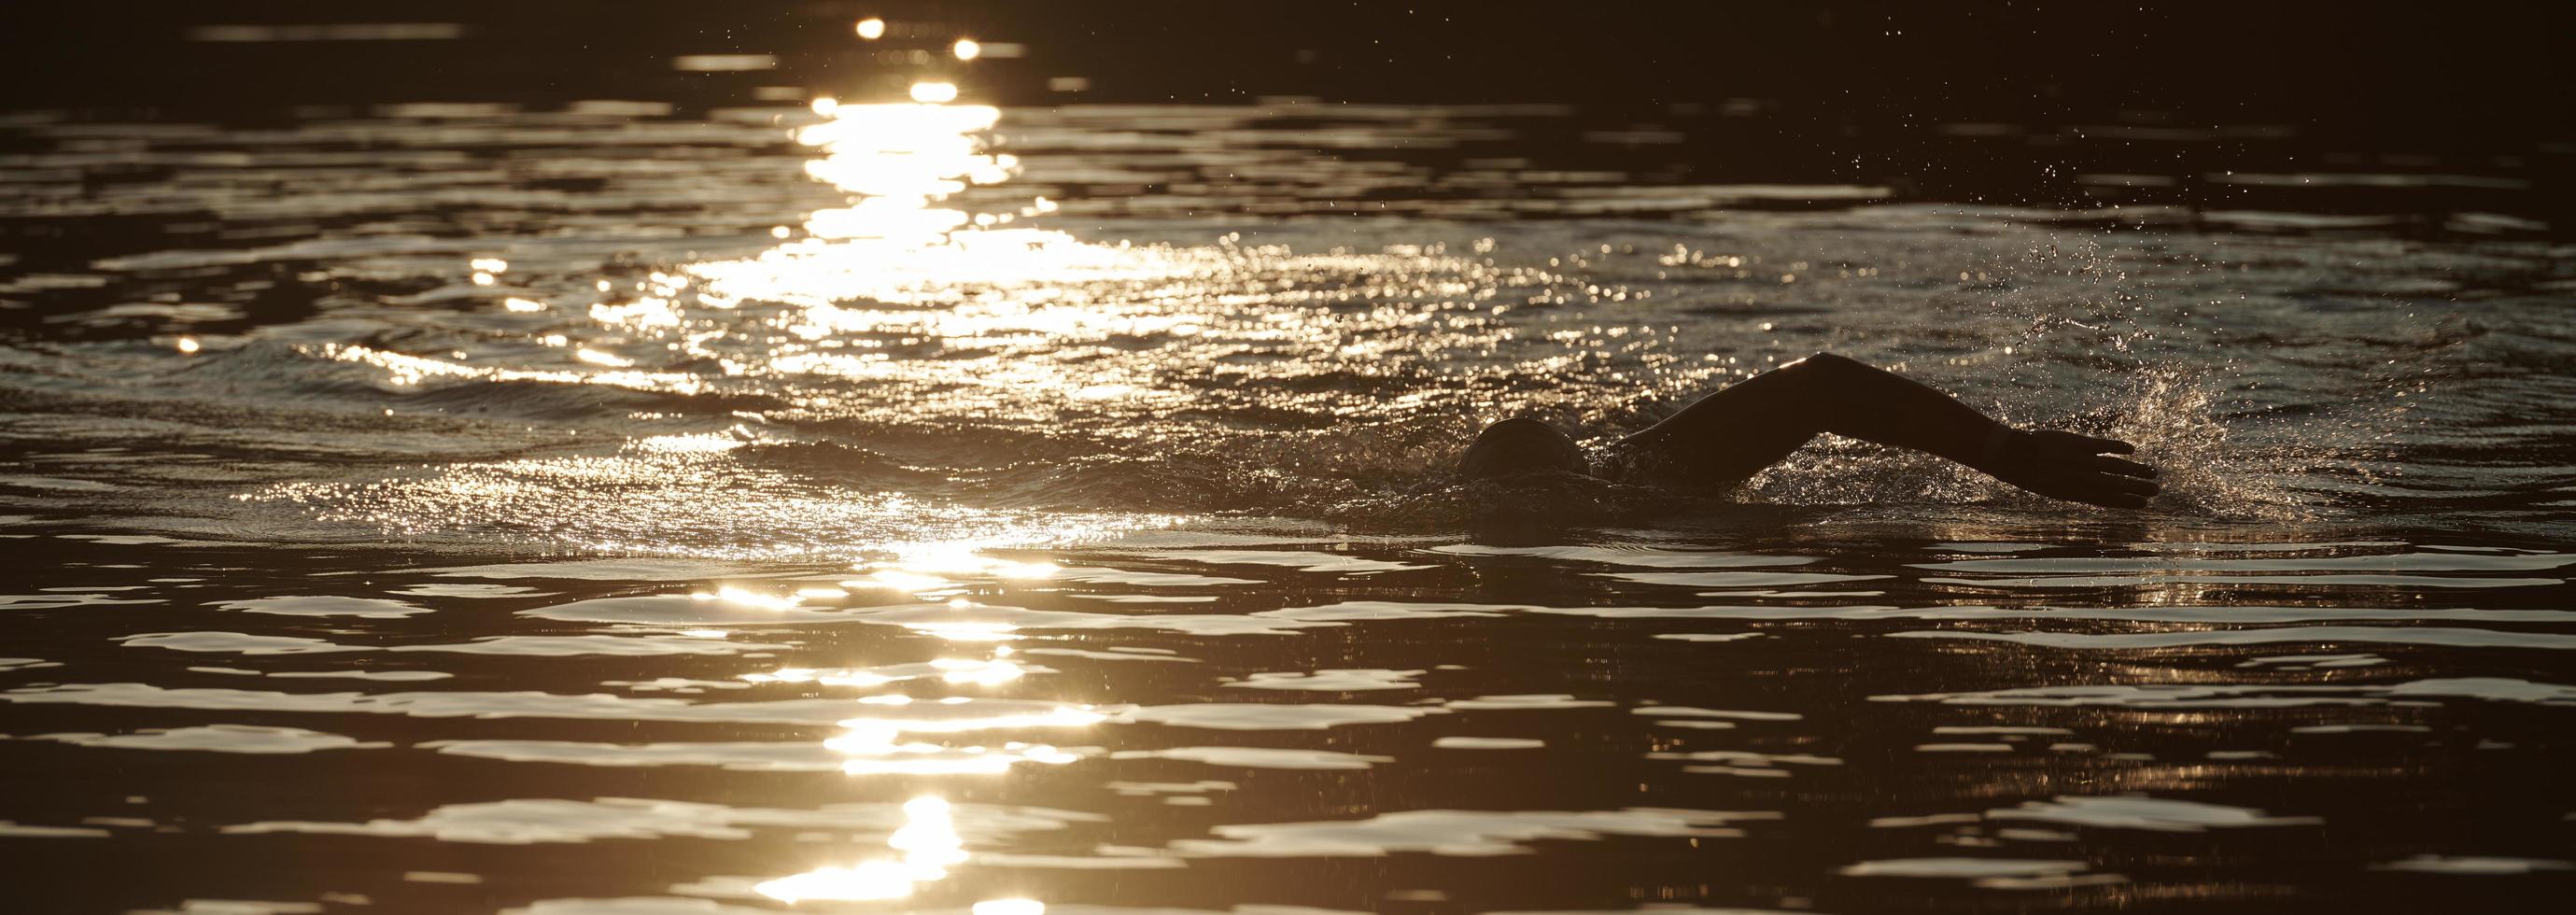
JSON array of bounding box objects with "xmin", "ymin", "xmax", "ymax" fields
[
  {"xmin": 1992, "ymin": 429, "xmax": 2161, "ymax": 508},
  {"xmin": 2024, "ymin": 431, "xmax": 2158, "ymax": 478},
  {"xmin": 2084, "ymin": 435, "xmax": 2138, "ymax": 456},
  {"xmin": 2053, "ymin": 471, "xmax": 2156, "ymax": 509},
  {"xmin": 2087, "ymin": 455, "xmax": 2157, "ymax": 479},
  {"xmin": 2094, "ymin": 472, "xmax": 2160, "ymax": 498},
  {"xmin": 2025, "ymin": 429, "xmax": 2137, "ymax": 458},
  {"xmin": 2001, "ymin": 460, "xmax": 2159, "ymax": 510}
]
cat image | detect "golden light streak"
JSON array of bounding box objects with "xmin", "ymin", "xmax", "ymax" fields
[{"xmin": 690, "ymin": 586, "xmax": 803, "ymax": 611}]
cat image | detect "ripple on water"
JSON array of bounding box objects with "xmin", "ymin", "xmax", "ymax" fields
[
  {"xmin": 1922, "ymin": 572, "xmax": 2564, "ymax": 589},
  {"xmin": 2238, "ymin": 653, "xmax": 2388, "ymax": 669},
  {"xmin": 0, "ymin": 821, "xmax": 112, "ymax": 838},
  {"xmin": 408, "ymin": 559, "xmax": 785, "ymax": 581},
  {"xmin": 1887, "ymin": 626, "xmax": 2576, "ymax": 651},
  {"xmin": 118, "ymin": 632, "xmax": 367, "ymax": 655},
  {"xmin": 1123, "ymin": 704, "xmax": 1441, "ymax": 731},
  {"xmin": 521, "ymin": 596, "xmax": 1342, "ymax": 638},
  {"xmin": 1442, "ymin": 695, "xmax": 1616, "ymax": 711},
  {"xmin": 1105, "ymin": 746, "xmax": 1395, "ymax": 770},
  {"xmin": 2372, "ymin": 855, "xmax": 2575, "ymax": 875},
  {"xmin": 0, "ymin": 593, "xmax": 164, "ymax": 610},
  {"xmin": 212, "ymin": 596, "xmax": 432, "ymax": 618},
  {"xmin": 1984, "ymin": 795, "xmax": 2322, "ymax": 833},
  {"xmin": 1018, "ymin": 647, "xmax": 1202, "ymax": 664},
  {"xmin": 387, "ymin": 584, "xmax": 556, "ymax": 598},
  {"xmin": 0, "ymin": 683, "xmax": 1116, "ymax": 727},
  {"xmin": 1164, "ymin": 808, "xmax": 1777, "ymax": 857},
  {"xmin": 1872, "ymin": 677, "xmax": 2576, "ymax": 708},
  {"xmin": 1425, "ymin": 543, "xmax": 1822, "ymax": 569},
  {"xmin": 118, "ymin": 631, "xmax": 794, "ymax": 657},
  {"xmin": 1430, "ymin": 737, "xmax": 1546, "ymax": 750},
  {"xmin": 500, "ymin": 902, "xmax": 808, "ymax": 915},
  {"xmin": 1646, "ymin": 750, "xmax": 1843, "ymax": 779},
  {"xmin": 398, "ymin": 636, "xmax": 794, "ymax": 657},
  {"xmin": 421, "ymin": 740, "xmax": 896, "ymax": 773},
  {"xmin": 1838, "ymin": 857, "xmax": 2114, "ymax": 890},
  {"xmin": 266, "ymin": 669, "xmax": 455, "ymax": 682},
  {"xmin": 1226, "ymin": 669, "xmax": 1426, "ymax": 691},
  {"xmin": 1908, "ymin": 552, "xmax": 2572, "ymax": 573},
  {"xmin": 1143, "ymin": 551, "xmax": 1431, "ymax": 574},
  {"xmin": 1599, "ymin": 570, "xmax": 1894, "ymax": 590},
  {"xmin": 23, "ymin": 725, "xmax": 388, "ymax": 754},
  {"xmin": 1251, "ymin": 601, "xmax": 1510, "ymax": 623},
  {"xmin": 1050, "ymin": 567, "xmax": 1261, "ymax": 587},
  {"xmin": 1630, "ymin": 707, "xmax": 1804, "ymax": 721},
  {"xmin": 222, "ymin": 797, "xmax": 1098, "ymax": 846}
]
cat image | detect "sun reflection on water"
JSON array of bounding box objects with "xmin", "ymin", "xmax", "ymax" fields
[
  {"xmin": 686, "ymin": 91, "xmax": 1172, "ymax": 316},
  {"xmin": 848, "ymin": 541, "xmax": 1064, "ymax": 596},
  {"xmin": 907, "ymin": 621, "xmax": 1025, "ymax": 642},
  {"xmin": 693, "ymin": 585, "xmax": 802, "ymax": 611},
  {"xmin": 738, "ymin": 653, "xmax": 1028, "ymax": 689},
  {"xmin": 737, "ymin": 623, "xmax": 1109, "ymax": 773},
  {"xmin": 755, "ymin": 795, "xmax": 966, "ymax": 903},
  {"xmin": 256, "ymin": 76, "xmax": 1536, "ymax": 558}
]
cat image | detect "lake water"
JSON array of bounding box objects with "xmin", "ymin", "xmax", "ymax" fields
[{"xmin": 2, "ymin": 13, "xmax": 2573, "ymax": 915}]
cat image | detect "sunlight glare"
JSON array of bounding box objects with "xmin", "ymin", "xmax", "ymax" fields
[
  {"xmin": 891, "ymin": 541, "xmax": 1061, "ymax": 579},
  {"xmin": 754, "ymin": 794, "xmax": 968, "ymax": 903},
  {"xmin": 907, "ymin": 621, "xmax": 1022, "ymax": 641},
  {"xmin": 690, "ymin": 586, "xmax": 804, "ymax": 611},
  {"xmin": 821, "ymin": 704, "xmax": 1097, "ymax": 775}
]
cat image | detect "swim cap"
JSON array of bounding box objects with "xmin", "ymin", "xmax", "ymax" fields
[{"xmin": 1457, "ymin": 417, "xmax": 1587, "ymax": 480}]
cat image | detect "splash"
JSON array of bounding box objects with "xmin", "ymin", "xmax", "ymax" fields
[{"xmin": 2110, "ymin": 366, "xmax": 2311, "ymax": 520}]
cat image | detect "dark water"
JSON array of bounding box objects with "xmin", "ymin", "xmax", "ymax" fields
[{"xmin": 2, "ymin": 5, "xmax": 2573, "ymax": 914}]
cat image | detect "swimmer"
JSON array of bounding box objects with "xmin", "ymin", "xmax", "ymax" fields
[{"xmin": 1457, "ymin": 352, "xmax": 2159, "ymax": 509}]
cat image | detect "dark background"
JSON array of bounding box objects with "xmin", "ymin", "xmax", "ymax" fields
[
  {"xmin": 1, "ymin": 1, "xmax": 2569, "ymax": 221},
  {"xmin": 4, "ymin": 1, "xmax": 2567, "ymax": 139}
]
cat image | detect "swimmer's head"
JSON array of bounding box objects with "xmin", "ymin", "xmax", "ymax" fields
[{"xmin": 1457, "ymin": 417, "xmax": 1588, "ymax": 481}]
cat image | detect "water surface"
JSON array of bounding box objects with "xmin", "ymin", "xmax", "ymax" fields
[{"xmin": 2, "ymin": 12, "xmax": 2573, "ymax": 915}]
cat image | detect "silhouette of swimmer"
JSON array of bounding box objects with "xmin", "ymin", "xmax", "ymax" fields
[{"xmin": 1458, "ymin": 352, "xmax": 2159, "ymax": 509}]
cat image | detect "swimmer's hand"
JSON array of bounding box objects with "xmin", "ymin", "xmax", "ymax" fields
[{"xmin": 1983, "ymin": 429, "xmax": 2159, "ymax": 509}]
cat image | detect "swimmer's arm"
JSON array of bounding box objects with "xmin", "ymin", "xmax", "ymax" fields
[{"xmin": 1615, "ymin": 352, "xmax": 2158, "ymax": 508}]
